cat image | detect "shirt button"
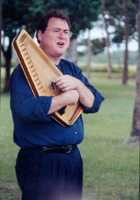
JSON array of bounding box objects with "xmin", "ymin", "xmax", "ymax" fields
[{"xmin": 75, "ymin": 132, "xmax": 78, "ymax": 134}]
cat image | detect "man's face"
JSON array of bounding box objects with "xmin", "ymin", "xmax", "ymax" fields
[{"xmin": 38, "ymin": 17, "xmax": 70, "ymax": 63}]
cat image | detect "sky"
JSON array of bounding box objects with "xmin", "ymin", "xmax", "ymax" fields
[{"xmin": 77, "ymin": 27, "xmax": 138, "ymax": 52}]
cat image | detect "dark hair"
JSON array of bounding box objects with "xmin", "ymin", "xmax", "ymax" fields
[{"xmin": 36, "ymin": 10, "xmax": 71, "ymax": 43}]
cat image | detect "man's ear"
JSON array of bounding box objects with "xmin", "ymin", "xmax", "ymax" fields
[{"xmin": 37, "ymin": 30, "xmax": 43, "ymax": 43}]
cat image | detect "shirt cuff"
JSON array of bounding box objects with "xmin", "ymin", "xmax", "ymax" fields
[
  {"xmin": 37, "ymin": 96, "xmax": 53, "ymax": 121},
  {"xmin": 81, "ymin": 90, "xmax": 105, "ymax": 113}
]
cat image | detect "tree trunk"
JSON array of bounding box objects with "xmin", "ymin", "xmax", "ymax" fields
[
  {"xmin": 122, "ymin": 0, "xmax": 129, "ymax": 85},
  {"xmin": 87, "ymin": 29, "xmax": 91, "ymax": 80},
  {"xmin": 106, "ymin": 32, "xmax": 112, "ymax": 79},
  {"xmin": 131, "ymin": 1, "xmax": 140, "ymax": 137},
  {"xmin": 102, "ymin": 2, "xmax": 112, "ymax": 79},
  {"xmin": 123, "ymin": 0, "xmax": 140, "ymax": 145},
  {"xmin": 131, "ymin": 56, "xmax": 140, "ymax": 137},
  {"xmin": 1, "ymin": 37, "xmax": 12, "ymax": 93},
  {"xmin": 3, "ymin": 58, "xmax": 11, "ymax": 93},
  {"xmin": 65, "ymin": 38, "xmax": 78, "ymax": 64}
]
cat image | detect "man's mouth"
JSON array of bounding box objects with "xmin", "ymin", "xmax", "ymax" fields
[{"xmin": 57, "ymin": 42, "xmax": 64, "ymax": 47}]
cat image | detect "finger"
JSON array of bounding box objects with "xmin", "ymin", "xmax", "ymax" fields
[
  {"xmin": 55, "ymin": 81, "xmax": 67, "ymax": 88},
  {"xmin": 60, "ymin": 86, "xmax": 72, "ymax": 92},
  {"xmin": 57, "ymin": 84, "xmax": 69, "ymax": 90},
  {"xmin": 54, "ymin": 75, "xmax": 66, "ymax": 83}
]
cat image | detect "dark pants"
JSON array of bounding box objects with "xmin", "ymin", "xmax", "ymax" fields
[{"xmin": 15, "ymin": 146, "xmax": 83, "ymax": 200}]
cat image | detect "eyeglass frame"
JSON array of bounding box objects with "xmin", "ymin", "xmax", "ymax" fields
[{"xmin": 45, "ymin": 28, "xmax": 73, "ymax": 38}]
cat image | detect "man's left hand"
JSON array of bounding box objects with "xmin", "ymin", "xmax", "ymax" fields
[{"xmin": 54, "ymin": 75, "xmax": 79, "ymax": 92}]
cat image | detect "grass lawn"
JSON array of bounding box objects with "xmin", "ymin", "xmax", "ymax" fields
[{"xmin": 0, "ymin": 71, "xmax": 139, "ymax": 200}]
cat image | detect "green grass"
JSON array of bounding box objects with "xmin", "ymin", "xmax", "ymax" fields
[
  {"xmin": 0, "ymin": 71, "xmax": 139, "ymax": 200},
  {"xmin": 81, "ymin": 74, "xmax": 139, "ymax": 200},
  {"xmin": 0, "ymin": 93, "xmax": 20, "ymax": 200}
]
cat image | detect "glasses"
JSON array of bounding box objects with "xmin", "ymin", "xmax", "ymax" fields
[{"xmin": 46, "ymin": 28, "xmax": 73, "ymax": 38}]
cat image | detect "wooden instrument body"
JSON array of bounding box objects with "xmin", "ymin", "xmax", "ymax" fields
[{"xmin": 12, "ymin": 29, "xmax": 83, "ymax": 127}]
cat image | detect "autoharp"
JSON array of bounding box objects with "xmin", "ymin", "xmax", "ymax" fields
[{"xmin": 12, "ymin": 29, "xmax": 83, "ymax": 127}]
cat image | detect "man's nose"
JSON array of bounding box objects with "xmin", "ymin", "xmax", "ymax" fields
[{"xmin": 58, "ymin": 30, "xmax": 65, "ymax": 38}]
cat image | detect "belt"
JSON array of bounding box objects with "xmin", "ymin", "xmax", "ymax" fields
[{"xmin": 42, "ymin": 145, "xmax": 77, "ymax": 154}]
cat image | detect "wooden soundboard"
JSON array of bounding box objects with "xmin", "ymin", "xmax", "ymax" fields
[{"xmin": 12, "ymin": 29, "xmax": 83, "ymax": 127}]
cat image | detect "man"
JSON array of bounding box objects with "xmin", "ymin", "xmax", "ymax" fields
[{"xmin": 10, "ymin": 10, "xmax": 104, "ymax": 200}]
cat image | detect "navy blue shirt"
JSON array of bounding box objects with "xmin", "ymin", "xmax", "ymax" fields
[{"xmin": 10, "ymin": 59, "xmax": 104, "ymax": 148}]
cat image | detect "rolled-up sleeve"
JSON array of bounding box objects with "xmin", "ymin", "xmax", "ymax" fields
[
  {"xmin": 74, "ymin": 65, "xmax": 105, "ymax": 114},
  {"xmin": 80, "ymin": 87, "xmax": 105, "ymax": 113},
  {"xmin": 10, "ymin": 65, "xmax": 53, "ymax": 121}
]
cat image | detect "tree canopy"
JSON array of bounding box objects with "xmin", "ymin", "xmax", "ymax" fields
[
  {"xmin": 2, "ymin": 0, "xmax": 102, "ymax": 39},
  {"xmin": 103, "ymin": 0, "xmax": 139, "ymax": 46},
  {"xmin": 47, "ymin": 0, "xmax": 101, "ymax": 38},
  {"xmin": 2, "ymin": 0, "xmax": 46, "ymax": 38},
  {"xmin": 2, "ymin": 0, "xmax": 102, "ymax": 92}
]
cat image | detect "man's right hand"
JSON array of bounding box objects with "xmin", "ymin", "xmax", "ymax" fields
[
  {"xmin": 64, "ymin": 90, "xmax": 79, "ymax": 105},
  {"xmin": 47, "ymin": 89, "xmax": 79, "ymax": 115}
]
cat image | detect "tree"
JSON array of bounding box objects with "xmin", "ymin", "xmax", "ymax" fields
[
  {"xmin": 130, "ymin": 0, "xmax": 140, "ymax": 139},
  {"xmin": 123, "ymin": 0, "xmax": 140, "ymax": 145},
  {"xmin": 1, "ymin": 0, "xmax": 47, "ymax": 92},
  {"xmin": 122, "ymin": 0, "xmax": 129, "ymax": 85},
  {"xmin": 2, "ymin": 0, "xmax": 19, "ymax": 92},
  {"xmin": 101, "ymin": 0, "xmax": 113, "ymax": 79},
  {"xmin": 87, "ymin": 29, "xmax": 91, "ymax": 79},
  {"xmin": 102, "ymin": 0, "xmax": 138, "ymax": 84}
]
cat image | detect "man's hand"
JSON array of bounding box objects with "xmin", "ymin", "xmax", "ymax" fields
[
  {"xmin": 54, "ymin": 75, "xmax": 95, "ymax": 108},
  {"xmin": 53, "ymin": 75, "xmax": 79, "ymax": 92},
  {"xmin": 47, "ymin": 89, "xmax": 79, "ymax": 115},
  {"xmin": 65, "ymin": 89, "xmax": 79, "ymax": 105}
]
